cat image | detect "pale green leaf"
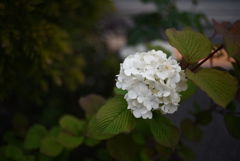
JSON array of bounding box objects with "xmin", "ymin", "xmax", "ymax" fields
[
  {"xmin": 186, "ymin": 68, "xmax": 238, "ymax": 108},
  {"xmin": 57, "ymin": 131, "xmax": 84, "ymax": 148},
  {"xmin": 96, "ymin": 95, "xmax": 136, "ymax": 134},
  {"xmin": 106, "ymin": 134, "xmax": 136, "ymax": 161},
  {"xmin": 59, "ymin": 115, "xmax": 86, "ymax": 135},
  {"xmin": 165, "ymin": 28, "xmax": 212, "ymax": 63},
  {"xmin": 40, "ymin": 136, "xmax": 63, "ymax": 157},
  {"xmin": 149, "ymin": 112, "xmax": 180, "ymax": 149}
]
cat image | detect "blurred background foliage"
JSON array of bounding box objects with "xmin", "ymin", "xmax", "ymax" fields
[
  {"xmin": 0, "ymin": 0, "xmax": 116, "ymax": 124},
  {"xmin": 127, "ymin": 0, "xmax": 209, "ymax": 44},
  {"xmin": 1, "ymin": 0, "xmax": 239, "ymax": 160}
]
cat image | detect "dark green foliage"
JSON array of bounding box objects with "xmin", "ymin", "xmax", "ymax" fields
[
  {"xmin": 0, "ymin": 0, "xmax": 113, "ymax": 103},
  {"xmin": 127, "ymin": 0, "xmax": 209, "ymax": 44},
  {"xmin": 0, "ymin": 0, "xmax": 239, "ymax": 160}
]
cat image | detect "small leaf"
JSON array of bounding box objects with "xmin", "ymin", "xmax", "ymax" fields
[
  {"xmin": 140, "ymin": 148, "xmax": 155, "ymax": 161},
  {"xmin": 84, "ymin": 137, "xmax": 101, "ymax": 147},
  {"xmin": 214, "ymin": 20, "xmax": 240, "ymax": 56},
  {"xmin": 79, "ymin": 94, "xmax": 106, "ymax": 115},
  {"xmin": 165, "ymin": 28, "xmax": 212, "ymax": 63},
  {"xmin": 195, "ymin": 110, "xmax": 212, "ymax": 126},
  {"xmin": 186, "ymin": 68, "xmax": 237, "ymax": 108},
  {"xmin": 96, "ymin": 95, "xmax": 136, "ymax": 134},
  {"xmin": 149, "ymin": 112, "xmax": 180, "ymax": 149},
  {"xmin": 49, "ymin": 126, "xmax": 61, "ymax": 136},
  {"xmin": 106, "ymin": 134, "xmax": 136, "ymax": 161},
  {"xmin": 40, "ymin": 136, "xmax": 63, "ymax": 157},
  {"xmin": 86, "ymin": 116, "xmax": 113, "ymax": 140},
  {"xmin": 5, "ymin": 144, "xmax": 25, "ymax": 161},
  {"xmin": 57, "ymin": 131, "xmax": 84, "ymax": 148},
  {"xmin": 180, "ymin": 80, "xmax": 197, "ymax": 102},
  {"xmin": 226, "ymin": 101, "xmax": 236, "ymax": 111},
  {"xmin": 155, "ymin": 144, "xmax": 172, "ymax": 161},
  {"xmin": 177, "ymin": 145, "xmax": 195, "ymax": 161},
  {"xmin": 180, "ymin": 119, "xmax": 203, "ymax": 141},
  {"xmin": 59, "ymin": 115, "xmax": 86, "ymax": 135},
  {"xmin": 24, "ymin": 124, "xmax": 47, "ymax": 150},
  {"xmin": 224, "ymin": 21, "xmax": 240, "ymax": 56},
  {"xmin": 224, "ymin": 114, "xmax": 240, "ymax": 139}
]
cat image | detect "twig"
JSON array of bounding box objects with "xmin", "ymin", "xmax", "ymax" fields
[{"xmin": 191, "ymin": 44, "xmax": 224, "ymax": 72}]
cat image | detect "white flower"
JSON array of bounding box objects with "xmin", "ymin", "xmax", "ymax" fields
[{"xmin": 116, "ymin": 50, "xmax": 188, "ymax": 119}]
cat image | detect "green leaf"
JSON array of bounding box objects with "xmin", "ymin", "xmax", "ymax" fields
[
  {"xmin": 96, "ymin": 95, "xmax": 136, "ymax": 134},
  {"xmin": 180, "ymin": 80, "xmax": 197, "ymax": 102},
  {"xmin": 165, "ymin": 28, "xmax": 212, "ymax": 63},
  {"xmin": 79, "ymin": 94, "xmax": 106, "ymax": 115},
  {"xmin": 40, "ymin": 136, "xmax": 63, "ymax": 157},
  {"xmin": 177, "ymin": 145, "xmax": 195, "ymax": 161},
  {"xmin": 59, "ymin": 115, "xmax": 86, "ymax": 135},
  {"xmin": 145, "ymin": 43, "xmax": 172, "ymax": 58},
  {"xmin": 226, "ymin": 101, "xmax": 236, "ymax": 111},
  {"xmin": 195, "ymin": 110, "xmax": 212, "ymax": 126},
  {"xmin": 180, "ymin": 119, "xmax": 203, "ymax": 141},
  {"xmin": 84, "ymin": 137, "xmax": 101, "ymax": 147},
  {"xmin": 106, "ymin": 134, "xmax": 136, "ymax": 161},
  {"xmin": 24, "ymin": 124, "xmax": 47, "ymax": 150},
  {"xmin": 149, "ymin": 112, "xmax": 180, "ymax": 149},
  {"xmin": 86, "ymin": 116, "xmax": 114, "ymax": 140},
  {"xmin": 155, "ymin": 144, "xmax": 172, "ymax": 161},
  {"xmin": 186, "ymin": 68, "xmax": 238, "ymax": 108},
  {"xmin": 57, "ymin": 131, "xmax": 84, "ymax": 148},
  {"xmin": 224, "ymin": 114, "xmax": 240, "ymax": 139},
  {"xmin": 5, "ymin": 144, "xmax": 25, "ymax": 161},
  {"xmin": 114, "ymin": 87, "xmax": 127, "ymax": 95},
  {"xmin": 49, "ymin": 126, "xmax": 61, "ymax": 136}
]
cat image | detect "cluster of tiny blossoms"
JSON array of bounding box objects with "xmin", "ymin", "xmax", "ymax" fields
[{"xmin": 116, "ymin": 50, "xmax": 188, "ymax": 119}]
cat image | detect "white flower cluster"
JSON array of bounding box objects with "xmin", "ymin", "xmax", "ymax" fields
[{"xmin": 116, "ymin": 50, "xmax": 188, "ymax": 119}]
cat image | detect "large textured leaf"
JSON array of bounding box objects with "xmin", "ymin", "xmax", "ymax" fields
[
  {"xmin": 166, "ymin": 28, "xmax": 212, "ymax": 63},
  {"xmin": 224, "ymin": 114, "xmax": 240, "ymax": 139},
  {"xmin": 106, "ymin": 134, "xmax": 136, "ymax": 161},
  {"xmin": 186, "ymin": 68, "xmax": 237, "ymax": 108},
  {"xmin": 86, "ymin": 116, "xmax": 113, "ymax": 140},
  {"xmin": 96, "ymin": 95, "xmax": 136, "ymax": 134},
  {"xmin": 149, "ymin": 112, "xmax": 180, "ymax": 149}
]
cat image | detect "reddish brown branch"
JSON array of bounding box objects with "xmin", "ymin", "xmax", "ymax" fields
[{"xmin": 191, "ymin": 44, "xmax": 224, "ymax": 72}]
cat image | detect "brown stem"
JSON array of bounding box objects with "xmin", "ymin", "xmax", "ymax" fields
[{"xmin": 191, "ymin": 44, "xmax": 224, "ymax": 72}]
